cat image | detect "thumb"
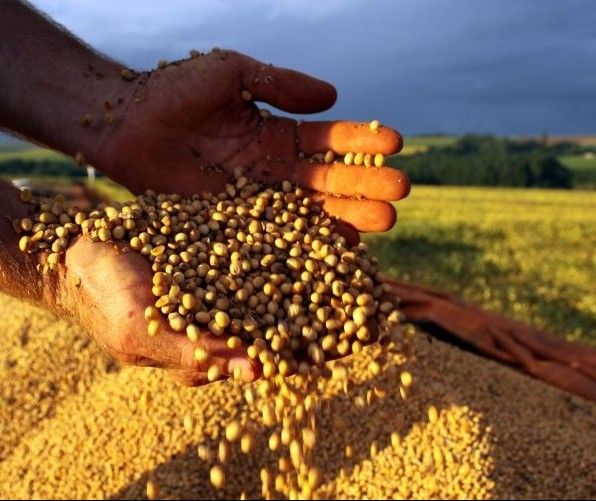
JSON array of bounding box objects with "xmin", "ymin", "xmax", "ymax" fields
[
  {"xmin": 138, "ymin": 325, "xmax": 262, "ymax": 384},
  {"xmin": 242, "ymin": 56, "xmax": 337, "ymax": 114}
]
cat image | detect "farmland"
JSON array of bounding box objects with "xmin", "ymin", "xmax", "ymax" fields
[
  {"xmin": 559, "ymin": 154, "xmax": 596, "ymax": 188},
  {"xmin": 365, "ymin": 186, "xmax": 596, "ymax": 346},
  {"xmin": 399, "ymin": 135, "xmax": 458, "ymax": 155},
  {"xmin": 0, "ymin": 147, "xmax": 69, "ymax": 162}
]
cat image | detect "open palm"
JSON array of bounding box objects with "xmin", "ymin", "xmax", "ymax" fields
[
  {"xmin": 99, "ymin": 50, "xmax": 409, "ymax": 233},
  {"xmin": 61, "ymin": 236, "xmax": 259, "ymax": 386}
]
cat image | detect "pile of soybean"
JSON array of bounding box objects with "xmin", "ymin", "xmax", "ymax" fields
[
  {"xmin": 1, "ymin": 300, "xmax": 595, "ymax": 500},
  {"xmin": 3, "ymin": 171, "xmax": 595, "ymax": 499}
]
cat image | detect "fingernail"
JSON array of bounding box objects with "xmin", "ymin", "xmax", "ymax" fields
[{"xmin": 228, "ymin": 358, "xmax": 255, "ymax": 382}]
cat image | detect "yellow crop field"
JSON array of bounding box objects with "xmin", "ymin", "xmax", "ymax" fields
[{"xmin": 365, "ymin": 186, "xmax": 596, "ymax": 346}]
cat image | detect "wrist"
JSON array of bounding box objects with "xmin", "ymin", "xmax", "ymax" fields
[
  {"xmin": 0, "ymin": 182, "xmax": 64, "ymax": 313},
  {"xmin": 50, "ymin": 236, "xmax": 83, "ymax": 321},
  {"xmin": 90, "ymin": 71, "xmax": 147, "ymax": 182},
  {"xmin": 33, "ymin": 65, "xmax": 139, "ymax": 172}
]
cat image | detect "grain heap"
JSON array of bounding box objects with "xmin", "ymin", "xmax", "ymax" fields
[
  {"xmin": 15, "ymin": 167, "xmax": 412, "ymax": 499},
  {"xmin": 3, "ymin": 303, "xmax": 596, "ymax": 499}
]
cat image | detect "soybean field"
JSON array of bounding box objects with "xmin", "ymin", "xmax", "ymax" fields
[{"xmin": 366, "ymin": 186, "xmax": 596, "ymax": 346}]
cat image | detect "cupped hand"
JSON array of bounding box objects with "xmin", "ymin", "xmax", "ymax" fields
[
  {"xmin": 59, "ymin": 236, "xmax": 261, "ymax": 387},
  {"xmin": 99, "ymin": 50, "xmax": 409, "ymax": 233}
]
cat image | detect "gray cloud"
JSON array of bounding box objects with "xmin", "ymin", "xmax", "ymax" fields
[{"xmin": 29, "ymin": 0, "xmax": 596, "ymax": 136}]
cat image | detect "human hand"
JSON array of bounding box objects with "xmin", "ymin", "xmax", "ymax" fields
[
  {"xmin": 59, "ymin": 235, "xmax": 261, "ymax": 387},
  {"xmin": 97, "ymin": 50, "xmax": 409, "ymax": 233}
]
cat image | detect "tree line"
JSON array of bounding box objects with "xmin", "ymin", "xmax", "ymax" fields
[
  {"xmin": 0, "ymin": 158, "xmax": 95, "ymax": 179},
  {"xmin": 0, "ymin": 135, "xmax": 589, "ymax": 189},
  {"xmin": 388, "ymin": 135, "xmax": 580, "ymax": 188}
]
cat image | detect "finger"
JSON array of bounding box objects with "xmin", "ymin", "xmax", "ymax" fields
[
  {"xmin": 362, "ymin": 293, "xmax": 402, "ymax": 340},
  {"xmin": 311, "ymin": 194, "xmax": 397, "ymax": 233},
  {"xmin": 242, "ymin": 59, "xmax": 337, "ymax": 114},
  {"xmin": 136, "ymin": 327, "xmax": 261, "ymax": 383},
  {"xmin": 168, "ymin": 369, "xmax": 210, "ymax": 387},
  {"xmin": 298, "ymin": 121, "xmax": 403, "ymax": 155},
  {"xmin": 334, "ymin": 221, "xmax": 361, "ymax": 247},
  {"xmin": 295, "ymin": 163, "xmax": 410, "ymax": 201}
]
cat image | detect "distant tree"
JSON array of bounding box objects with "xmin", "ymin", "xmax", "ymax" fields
[
  {"xmin": 0, "ymin": 158, "xmax": 93, "ymax": 178},
  {"xmin": 388, "ymin": 135, "xmax": 573, "ymax": 189},
  {"xmin": 450, "ymin": 134, "xmax": 506, "ymax": 156}
]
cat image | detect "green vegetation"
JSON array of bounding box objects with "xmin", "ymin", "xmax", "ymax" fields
[
  {"xmin": 0, "ymin": 160, "xmax": 89, "ymax": 179},
  {"xmin": 403, "ymin": 135, "xmax": 458, "ymax": 149},
  {"xmin": 0, "ymin": 143, "xmax": 94, "ymax": 180},
  {"xmin": 0, "ymin": 142, "xmax": 131, "ymax": 203},
  {"xmin": 365, "ymin": 186, "xmax": 596, "ymax": 346},
  {"xmin": 559, "ymin": 154, "xmax": 596, "ymax": 170},
  {"xmin": 390, "ymin": 134, "xmax": 578, "ymax": 188},
  {"xmin": 559, "ymin": 154, "xmax": 596, "ymax": 188},
  {"xmin": 401, "ymin": 135, "xmax": 458, "ymax": 155},
  {"xmin": 0, "ymin": 147, "xmax": 68, "ymax": 162},
  {"xmin": 3, "ymin": 134, "xmax": 595, "ymax": 189}
]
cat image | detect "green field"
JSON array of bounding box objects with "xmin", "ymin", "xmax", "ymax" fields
[
  {"xmin": 400, "ymin": 135, "xmax": 458, "ymax": 155},
  {"xmin": 559, "ymin": 154, "xmax": 596, "ymax": 170},
  {"xmin": 365, "ymin": 186, "xmax": 596, "ymax": 346},
  {"xmin": 0, "ymin": 147, "xmax": 68, "ymax": 161},
  {"xmin": 559, "ymin": 154, "xmax": 596, "ymax": 187}
]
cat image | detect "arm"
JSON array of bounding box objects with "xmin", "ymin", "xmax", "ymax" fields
[
  {"xmin": 0, "ymin": 0, "xmax": 127, "ymax": 166},
  {"xmin": 1, "ymin": 0, "xmax": 409, "ymax": 234}
]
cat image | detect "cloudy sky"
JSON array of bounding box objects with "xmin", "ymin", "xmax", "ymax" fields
[{"xmin": 30, "ymin": 0, "xmax": 596, "ymax": 137}]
